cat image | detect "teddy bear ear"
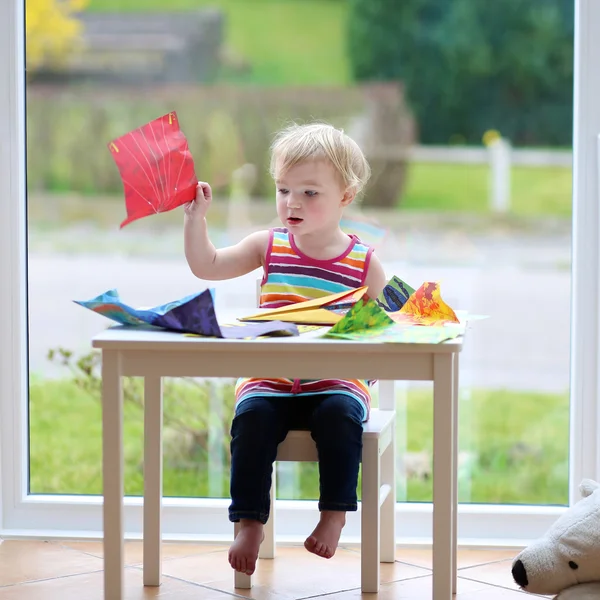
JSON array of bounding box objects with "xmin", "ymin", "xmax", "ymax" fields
[{"xmin": 579, "ymin": 479, "xmax": 600, "ymax": 497}]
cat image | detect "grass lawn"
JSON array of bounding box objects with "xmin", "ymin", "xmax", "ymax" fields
[
  {"xmin": 85, "ymin": 0, "xmax": 350, "ymax": 85},
  {"xmin": 29, "ymin": 376, "xmax": 569, "ymax": 505},
  {"xmin": 402, "ymin": 163, "xmax": 572, "ymax": 216}
]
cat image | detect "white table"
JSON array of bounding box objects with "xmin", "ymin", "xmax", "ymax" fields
[{"xmin": 92, "ymin": 320, "xmax": 463, "ymax": 600}]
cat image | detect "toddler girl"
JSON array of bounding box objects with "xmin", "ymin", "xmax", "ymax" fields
[{"xmin": 183, "ymin": 122, "xmax": 387, "ymax": 576}]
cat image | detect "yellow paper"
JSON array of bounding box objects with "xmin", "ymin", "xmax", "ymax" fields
[
  {"xmin": 243, "ymin": 309, "xmax": 345, "ymax": 324},
  {"xmin": 239, "ymin": 286, "xmax": 368, "ymax": 325}
]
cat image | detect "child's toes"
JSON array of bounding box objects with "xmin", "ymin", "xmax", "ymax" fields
[{"xmin": 304, "ymin": 536, "xmax": 317, "ymax": 552}]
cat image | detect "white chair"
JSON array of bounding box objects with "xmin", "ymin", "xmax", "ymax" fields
[{"xmin": 233, "ymin": 283, "xmax": 397, "ymax": 593}]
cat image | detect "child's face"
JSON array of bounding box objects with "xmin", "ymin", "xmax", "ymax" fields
[{"xmin": 274, "ymin": 158, "xmax": 352, "ymax": 236}]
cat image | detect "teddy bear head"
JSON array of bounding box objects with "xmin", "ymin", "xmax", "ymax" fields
[{"xmin": 512, "ymin": 479, "xmax": 600, "ymax": 595}]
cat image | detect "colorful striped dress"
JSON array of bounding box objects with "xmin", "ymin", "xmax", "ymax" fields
[{"xmin": 235, "ymin": 228, "xmax": 374, "ymax": 421}]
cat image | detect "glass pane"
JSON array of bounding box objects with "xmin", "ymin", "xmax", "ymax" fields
[{"xmin": 27, "ymin": 0, "xmax": 572, "ymax": 507}]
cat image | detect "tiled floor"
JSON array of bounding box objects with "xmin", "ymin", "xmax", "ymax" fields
[{"xmin": 0, "ymin": 538, "xmax": 548, "ymax": 599}]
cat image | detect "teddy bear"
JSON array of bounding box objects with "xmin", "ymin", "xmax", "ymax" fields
[{"xmin": 512, "ymin": 479, "xmax": 600, "ymax": 599}]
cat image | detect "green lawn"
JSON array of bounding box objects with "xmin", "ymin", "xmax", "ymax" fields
[
  {"xmin": 29, "ymin": 375, "xmax": 569, "ymax": 505},
  {"xmin": 402, "ymin": 163, "xmax": 572, "ymax": 216},
  {"xmin": 85, "ymin": 0, "xmax": 350, "ymax": 85}
]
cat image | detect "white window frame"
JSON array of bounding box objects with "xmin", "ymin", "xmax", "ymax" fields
[{"xmin": 0, "ymin": 0, "xmax": 596, "ymax": 546}]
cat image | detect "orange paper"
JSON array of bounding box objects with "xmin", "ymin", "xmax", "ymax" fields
[{"xmin": 391, "ymin": 282, "xmax": 459, "ymax": 326}]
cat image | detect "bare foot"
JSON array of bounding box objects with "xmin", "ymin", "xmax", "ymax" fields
[
  {"xmin": 304, "ymin": 511, "xmax": 346, "ymax": 559},
  {"xmin": 229, "ymin": 520, "xmax": 264, "ymax": 575}
]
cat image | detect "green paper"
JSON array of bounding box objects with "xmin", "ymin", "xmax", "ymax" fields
[{"xmin": 326, "ymin": 298, "xmax": 394, "ymax": 336}]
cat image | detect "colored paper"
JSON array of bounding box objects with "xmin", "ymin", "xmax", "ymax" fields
[
  {"xmin": 239, "ymin": 286, "xmax": 369, "ymax": 325},
  {"xmin": 325, "ymin": 278, "xmax": 464, "ymax": 344},
  {"xmin": 185, "ymin": 323, "xmax": 323, "ymax": 340},
  {"xmin": 108, "ymin": 111, "xmax": 198, "ymax": 228},
  {"xmin": 326, "ymin": 298, "xmax": 394, "ymax": 337},
  {"xmin": 75, "ymin": 289, "xmax": 299, "ymax": 339},
  {"xmin": 297, "ymin": 325, "xmax": 326, "ymax": 334},
  {"xmin": 391, "ymin": 281, "xmax": 460, "ymax": 326},
  {"xmin": 376, "ymin": 276, "xmax": 415, "ymax": 312}
]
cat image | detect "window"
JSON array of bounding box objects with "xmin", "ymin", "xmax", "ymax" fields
[{"xmin": 1, "ymin": 0, "xmax": 599, "ymax": 545}]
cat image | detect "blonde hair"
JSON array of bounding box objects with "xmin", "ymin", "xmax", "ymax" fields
[{"xmin": 269, "ymin": 122, "xmax": 371, "ymax": 196}]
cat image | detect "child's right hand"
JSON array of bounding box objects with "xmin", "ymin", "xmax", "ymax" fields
[{"xmin": 184, "ymin": 182, "xmax": 212, "ymax": 219}]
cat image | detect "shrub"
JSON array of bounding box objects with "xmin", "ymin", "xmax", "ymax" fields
[{"xmin": 348, "ymin": 0, "xmax": 574, "ymax": 146}]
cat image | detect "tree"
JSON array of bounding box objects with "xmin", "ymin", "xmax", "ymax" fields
[
  {"xmin": 348, "ymin": 0, "xmax": 574, "ymax": 146},
  {"xmin": 26, "ymin": 0, "xmax": 89, "ymax": 72}
]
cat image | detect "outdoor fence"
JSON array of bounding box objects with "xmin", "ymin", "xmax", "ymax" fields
[{"xmin": 26, "ymin": 82, "xmax": 414, "ymax": 208}]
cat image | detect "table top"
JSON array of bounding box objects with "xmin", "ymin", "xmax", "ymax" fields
[{"xmin": 91, "ymin": 310, "xmax": 465, "ymax": 355}]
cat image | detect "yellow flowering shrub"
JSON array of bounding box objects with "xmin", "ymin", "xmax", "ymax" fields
[{"xmin": 26, "ymin": 0, "xmax": 88, "ymax": 71}]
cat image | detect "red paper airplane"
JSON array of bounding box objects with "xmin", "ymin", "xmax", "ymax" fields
[{"xmin": 108, "ymin": 111, "xmax": 198, "ymax": 228}]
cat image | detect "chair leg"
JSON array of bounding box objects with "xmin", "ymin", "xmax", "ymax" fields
[
  {"xmin": 380, "ymin": 425, "xmax": 396, "ymax": 563},
  {"xmin": 361, "ymin": 437, "xmax": 381, "ymax": 593},
  {"xmin": 233, "ymin": 522, "xmax": 252, "ymax": 589},
  {"xmin": 259, "ymin": 465, "xmax": 276, "ymax": 559},
  {"xmin": 378, "ymin": 380, "xmax": 395, "ymax": 411}
]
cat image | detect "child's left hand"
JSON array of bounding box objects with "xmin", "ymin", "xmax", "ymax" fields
[{"xmin": 184, "ymin": 182, "xmax": 212, "ymax": 219}]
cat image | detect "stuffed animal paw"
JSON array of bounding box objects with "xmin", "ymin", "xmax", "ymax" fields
[{"xmin": 556, "ymin": 582, "xmax": 600, "ymax": 599}]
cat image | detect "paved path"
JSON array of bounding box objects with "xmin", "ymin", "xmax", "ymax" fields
[{"xmin": 29, "ymin": 253, "xmax": 570, "ymax": 392}]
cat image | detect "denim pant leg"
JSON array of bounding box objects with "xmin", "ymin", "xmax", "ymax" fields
[
  {"xmin": 310, "ymin": 394, "xmax": 364, "ymax": 512},
  {"xmin": 229, "ymin": 396, "xmax": 290, "ymax": 524}
]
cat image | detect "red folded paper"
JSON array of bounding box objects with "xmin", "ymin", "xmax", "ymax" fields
[{"xmin": 108, "ymin": 111, "xmax": 198, "ymax": 228}]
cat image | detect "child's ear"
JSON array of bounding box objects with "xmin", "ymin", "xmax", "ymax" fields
[{"xmin": 341, "ymin": 188, "xmax": 356, "ymax": 206}]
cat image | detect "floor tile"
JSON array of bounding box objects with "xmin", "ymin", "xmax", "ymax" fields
[
  {"xmin": 57, "ymin": 541, "xmax": 228, "ymax": 566},
  {"xmin": 454, "ymin": 549, "xmax": 521, "ymax": 570},
  {"xmin": 0, "ymin": 541, "xmax": 103, "ymax": 587},
  {"xmin": 458, "ymin": 559, "xmax": 523, "ymax": 591},
  {"xmin": 162, "ymin": 545, "xmax": 430, "ymax": 599},
  {"xmin": 0, "ymin": 539, "xmax": 545, "ymax": 599},
  {"xmin": 324, "ymin": 576, "xmax": 495, "ymax": 599},
  {"xmin": 341, "ymin": 545, "xmax": 518, "ymax": 570},
  {"xmin": 0, "ymin": 568, "xmax": 235, "ymax": 600},
  {"xmin": 455, "ymin": 585, "xmax": 537, "ymax": 598}
]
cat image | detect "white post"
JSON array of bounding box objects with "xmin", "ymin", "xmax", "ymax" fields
[{"xmin": 488, "ymin": 137, "xmax": 511, "ymax": 213}]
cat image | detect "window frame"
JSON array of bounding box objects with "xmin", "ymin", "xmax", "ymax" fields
[{"xmin": 0, "ymin": 0, "xmax": 594, "ymax": 545}]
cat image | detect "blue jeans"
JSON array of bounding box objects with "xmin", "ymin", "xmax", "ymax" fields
[{"xmin": 228, "ymin": 393, "xmax": 364, "ymax": 524}]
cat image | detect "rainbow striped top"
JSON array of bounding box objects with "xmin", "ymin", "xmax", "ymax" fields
[{"xmin": 235, "ymin": 228, "xmax": 374, "ymax": 421}]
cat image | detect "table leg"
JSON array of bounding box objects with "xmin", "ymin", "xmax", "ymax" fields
[
  {"xmin": 361, "ymin": 437, "xmax": 381, "ymax": 593},
  {"xmin": 143, "ymin": 375, "xmax": 163, "ymax": 586},
  {"xmin": 432, "ymin": 353, "xmax": 455, "ymax": 600},
  {"xmin": 102, "ymin": 350, "xmax": 124, "ymax": 600},
  {"xmin": 452, "ymin": 353, "xmax": 459, "ymax": 594}
]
